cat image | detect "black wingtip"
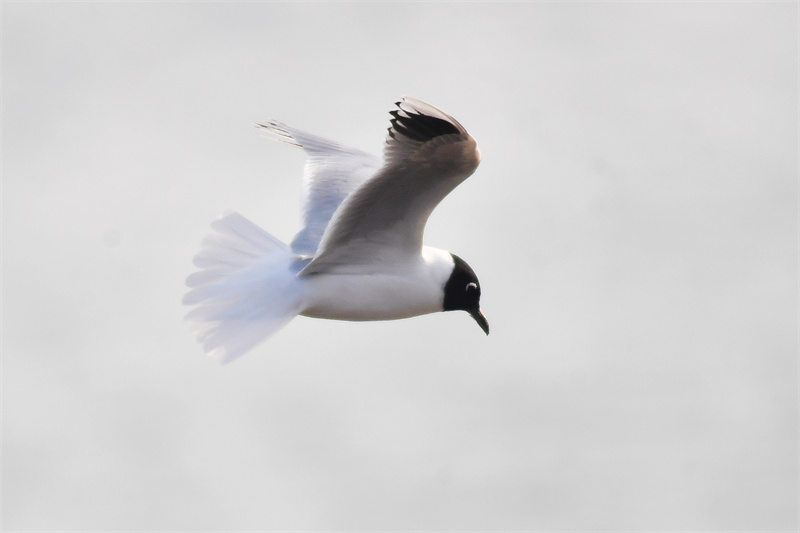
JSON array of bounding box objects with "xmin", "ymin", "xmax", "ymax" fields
[{"xmin": 388, "ymin": 100, "xmax": 462, "ymax": 144}]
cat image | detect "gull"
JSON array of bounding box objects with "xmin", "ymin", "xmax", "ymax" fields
[{"xmin": 184, "ymin": 97, "xmax": 487, "ymax": 362}]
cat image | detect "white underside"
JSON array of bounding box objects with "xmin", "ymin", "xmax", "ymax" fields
[
  {"xmin": 299, "ymin": 246, "xmax": 454, "ymax": 321},
  {"xmin": 185, "ymin": 212, "xmax": 454, "ymax": 362}
]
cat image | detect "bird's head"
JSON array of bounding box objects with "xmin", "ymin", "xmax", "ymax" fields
[{"xmin": 443, "ymin": 253, "xmax": 489, "ymax": 335}]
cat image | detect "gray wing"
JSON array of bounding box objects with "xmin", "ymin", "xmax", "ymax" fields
[
  {"xmin": 299, "ymin": 96, "xmax": 481, "ymax": 275},
  {"xmin": 256, "ymin": 120, "xmax": 382, "ymax": 256}
]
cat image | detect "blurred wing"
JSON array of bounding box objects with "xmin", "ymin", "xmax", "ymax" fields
[
  {"xmin": 256, "ymin": 121, "xmax": 382, "ymax": 256},
  {"xmin": 300, "ymin": 96, "xmax": 481, "ymax": 275}
]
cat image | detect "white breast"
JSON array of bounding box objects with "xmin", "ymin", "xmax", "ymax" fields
[{"xmin": 299, "ymin": 246, "xmax": 454, "ymax": 321}]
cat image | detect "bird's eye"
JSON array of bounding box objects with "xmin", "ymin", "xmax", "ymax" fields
[{"xmin": 466, "ymin": 282, "xmax": 478, "ymax": 292}]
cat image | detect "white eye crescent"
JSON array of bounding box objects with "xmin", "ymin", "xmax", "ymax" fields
[{"xmin": 466, "ymin": 282, "xmax": 477, "ymax": 292}]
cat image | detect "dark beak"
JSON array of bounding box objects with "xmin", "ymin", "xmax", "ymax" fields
[{"xmin": 469, "ymin": 308, "xmax": 490, "ymax": 335}]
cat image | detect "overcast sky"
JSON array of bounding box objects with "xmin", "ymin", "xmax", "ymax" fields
[{"xmin": 3, "ymin": 2, "xmax": 797, "ymax": 531}]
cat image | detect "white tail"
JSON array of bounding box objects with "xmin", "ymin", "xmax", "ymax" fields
[{"xmin": 183, "ymin": 212, "xmax": 304, "ymax": 363}]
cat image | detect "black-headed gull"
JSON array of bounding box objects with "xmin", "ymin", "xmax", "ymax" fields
[{"xmin": 184, "ymin": 97, "xmax": 487, "ymax": 362}]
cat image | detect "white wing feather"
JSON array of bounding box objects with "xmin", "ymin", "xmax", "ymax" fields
[{"xmin": 256, "ymin": 121, "xmax": 382, "ymax": 256}]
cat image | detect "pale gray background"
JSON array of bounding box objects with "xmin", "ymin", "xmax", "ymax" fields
[{"xmin": 3, "ymin": 2, "xmax": 797, "ymax": 531}]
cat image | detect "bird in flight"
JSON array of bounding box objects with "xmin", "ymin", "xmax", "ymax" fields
[{"xmin": 184, "ymin": 96, "xmax": 487, "ymax": 362}]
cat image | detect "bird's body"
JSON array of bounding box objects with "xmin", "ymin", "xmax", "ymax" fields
[
  {"xmin": 300, "ymin": 246, "xmax": 455, "ymax": 321},
  {"xmin": 185, "ymin": 97, "xmax": 487, "ymax": 362}
]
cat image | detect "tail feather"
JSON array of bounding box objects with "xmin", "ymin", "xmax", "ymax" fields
[{"xmin": 184, "ymin": 211, "xmax": 303, "ymax": 363}]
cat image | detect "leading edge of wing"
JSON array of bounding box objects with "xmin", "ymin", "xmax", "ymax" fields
[{"xmin": 299, "ymin": 97, "xmax": 481, "ymax": 275}]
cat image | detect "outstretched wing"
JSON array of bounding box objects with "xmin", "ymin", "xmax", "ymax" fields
[
  {"xmin": 256, "ymin": 121, "xmax": 382, "ymax": 257},
  {"xmin": 300, "ymin": 96, "xmax": 481, "ymax": 275}
]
